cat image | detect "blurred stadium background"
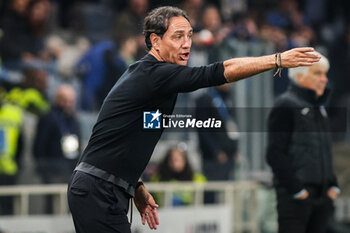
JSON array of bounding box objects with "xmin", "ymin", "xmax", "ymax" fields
[{"xmin": 0, "ymin": 0, "xmax": 350, "ymax": 232}]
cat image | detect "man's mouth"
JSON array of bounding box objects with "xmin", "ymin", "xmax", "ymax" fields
[{"xmin": 179, "ymin": 52, "xmax": 190, "ymax": 61}]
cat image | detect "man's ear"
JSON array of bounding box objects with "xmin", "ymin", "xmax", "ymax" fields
[{"xmin": 150, "ymin": 33, "xmax": 160, "ymax": 51}]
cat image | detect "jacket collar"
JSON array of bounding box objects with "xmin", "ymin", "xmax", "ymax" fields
[
  {"xmin": 289, "ymin": 83, "xmax": 330, "ymax": 105},
  {"xmin": 141, "ymin": 53, "xmax": 165, "ymax": 63}
]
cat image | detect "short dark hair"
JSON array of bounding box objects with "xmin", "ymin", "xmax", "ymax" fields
[{"xmin": 143, "ymin": 6, "xmax": 190, "ymax": 51}]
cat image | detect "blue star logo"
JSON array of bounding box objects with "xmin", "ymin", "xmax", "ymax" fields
[{"xmin": 143, "ymin": 110, "xmax": 162, "ymax": 129}]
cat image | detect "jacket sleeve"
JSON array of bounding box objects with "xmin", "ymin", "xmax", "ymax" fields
[
  {"xmin": 151, "ymin": 62, "xmax": 227, "ymax": 95},
  {"xmin": 266, "ymin": 101, "xmax": 303, "ymax": 194}
]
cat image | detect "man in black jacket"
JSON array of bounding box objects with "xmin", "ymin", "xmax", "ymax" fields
[
  {"xmin": 266, "ymin": 51, "xmax": 339, "ymax": 233},
  {"xmin": 34, "ymin": 84, "xmax": 81, "ymax": 184},
  {"xmin": 67, "ymin": 6, "xmax": 321, "ymax": 233}
]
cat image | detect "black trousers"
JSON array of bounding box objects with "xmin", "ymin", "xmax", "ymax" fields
[
  {"xmin": 67, "ymin": 171, "xmax": 131, "ymax": 233},
  {"xmin": 276, "ymin": 187, "xmax": 334, "ymax": 233}
]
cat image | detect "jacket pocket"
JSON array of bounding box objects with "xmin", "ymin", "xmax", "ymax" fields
[{"xmin": 70, "ymin": 186, "xmax": 89, "ymax": 196}]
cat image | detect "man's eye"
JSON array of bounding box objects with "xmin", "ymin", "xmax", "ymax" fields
[
  {"xmin": 175, "ymin": 35, "xmax": 182, "ymax": 39},
  {"xmin": 188, "ymin": 34, "xmax": 193, "ymax": 39}
]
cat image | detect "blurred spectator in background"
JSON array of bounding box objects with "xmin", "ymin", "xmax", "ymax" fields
[
  {"xmin": 266, "ymin": 52, "xmax": 339, "ymax": 233},
  {"xmin": 189, "ymin": 4, "xmax": 228, "ymax": 66},
  {"xmin": 0, "ymin": 98, "xmax": 24, "ymax": 215},
  {"xmin": 151, "ymin": 146, "xmax": 206, "ymax": 206},
  {"xmin": 195, "ymin": 84, "xmax": 239, "ymax": 182},
  {"xmin": 27, "ymin": 0, "xmax": 50, "ymax": 38},
  {"xmin": 262, "ymin": 0, "xmax": 316, "ymax": 51},
  {"xmin": 0, "ymin": 0, "xmax": 51, "ymax": 69},
  {"xmin": 112, "ymin": 0, "xmax": 148, "ymax": 59},
  {"xmin": 76, "ymin": 11, "xmax": 141, "ymax": 111},
  {"xmin": 118, "ymin": 35, "xmax": 138, "ymax": 65},
  {"xmin": 220, "ymin": 0, "xmax": 246, "ymax": 21},
  {"xmin": 1, "ymin": 65, "xmax": 49, "ymax": 115},
  {"xmin": 112, "ymin": 0, "xmax": 148, "ymax": 34},
  {"xmin": 98, "ymin": 32, "xmax": 137, "ymax": 107},
  {"xmin": 181, "ymin": 0, "xmax": 204, "ymax": 31},
  {"xmin": 33, "ymin": 84, "xmax": 80, "ymax": 186},
  {"xmin": 74, "ymin": 37, "xmax": 130, "ymax": 111},
  {"xmin": 265, "ymin": 0, "xmax": 299, "ymax": 31},
  {"xmin": 0, "ymin": 0, "xmax": 29, "ymax": 29},
  {"xmin": 44, "ymin": 33, "xmax": 90, "ymax": 80},
  {"xmin": 229, "ymin": 13, "xmax": 259, "ymax": 42},
  {"xmin": 74, "ymin": 40, "xmax": 116, "ymax": 111},
  {"xmin": 25, "ymin": 0, "xmax": 51, "ymax": 61},
  {"xmin": 0, "ymin": 0, "xmax": 31, "ymax": 68},
  {"xmin": 260, "ymin": 25, "xmax": 289, "ymax": 52}
]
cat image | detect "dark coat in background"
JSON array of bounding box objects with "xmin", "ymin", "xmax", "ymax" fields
[{"xmin": 33, "ymin": 105, "xmax": 81, "ymax": 183}]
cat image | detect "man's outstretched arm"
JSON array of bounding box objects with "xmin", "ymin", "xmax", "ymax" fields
[{"xmin": 223, "ymin": 47, "xmax": 320, "ymax": 82}]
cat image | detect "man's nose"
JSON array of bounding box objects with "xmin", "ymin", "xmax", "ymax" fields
[
  {"xmin": 321, "ymin": 74, "xmax": 328, "ymax": 83},
  {"xmin": 182, "ymin": 37, "xmax": 191, "ymax": 49}
]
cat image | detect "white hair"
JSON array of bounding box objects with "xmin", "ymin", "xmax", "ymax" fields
[{"xmin": 288, "ymin": 51, "xmax": 330, "ymax": 84}]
